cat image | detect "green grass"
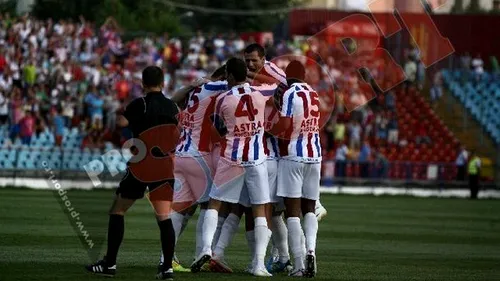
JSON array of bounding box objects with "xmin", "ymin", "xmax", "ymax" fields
[{"xmin": 0, "ymin": 188, "xmax": 499, "ymax": 280}]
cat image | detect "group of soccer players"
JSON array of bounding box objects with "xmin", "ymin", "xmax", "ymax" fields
[{"xmin": 86, "ymin": 43, "xmax": 328, "ymax": 280}]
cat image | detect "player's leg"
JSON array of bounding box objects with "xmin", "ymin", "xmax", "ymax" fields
[
  {"xmin": 277, "ymin": 160, "xmax": 306, "ymax": 277},
  {"xmin": 207, "ymin": 147, "xmax": 230, "ymax": 254},
  {"xmin": 268, "ymin": 205, "xmax": 291, "ymax": 273},
  {"xmin": 212, "ymin": 201, "xmax": 231, "ymax": 252},
  {"xmin": 301, "ymin": 163, "xmax": 322, "ymax": 278},
  {"xmin": 191, "ymin": 198, "xmax": 223, "ymax": 272},
  {"xmin": 195, "ymin": 202, "xmax": 208, "ymax": 259},
  {"xmin": 265, "ymin": 159, "xmax": 291, "ymax": 273},
  {"xmin": 246, "ymin": 162, "xmax": 273, "ymax": 277},
  {"xmin": 192, "ymin": 159, "xmax": 245, "ymax": 273},
  {"xmin": 159, "ymin": 204, "xmax": 196, "ymax": 273},
  {"xmin": 210, "ymin": 203, "xmax": 243, "ymax": 273},
  {"xmin": 243, "ymin": 205, "xmax": 255, "ymax": 270},
  {"xmin": 85, "ymin": 171, "xmax": 141, "ymax": 277},
  {"xmin": 193, "ymin": 152, "xmax": 220, "ymax": 260},
  {"xmin": 158, "ymin": 157, "xmax": 196, "ymax": 273},
  {"xmin": 284, "ymin": 197, "xmax": 305, "ymax": 277}
]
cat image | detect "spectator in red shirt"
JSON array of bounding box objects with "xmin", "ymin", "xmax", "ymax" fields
[
  {"xmin": 415, "ymin": 121, "xmax": 431, "ymax": 145},
  {"xmin": 0, "ymin": 45, "xmax": 6, "ymax": 73},
  {"xmin": 115, "ymin": 78, "xmax": 130, "ymax": 102},
  {"xmin": 20, "ymin": 111, "xmax": 35, "ymax": 145}
]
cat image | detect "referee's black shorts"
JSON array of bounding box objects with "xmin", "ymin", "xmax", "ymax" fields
[{"xmin": 117, "ymin": 168, "xmax": 174, "ymax": 201}]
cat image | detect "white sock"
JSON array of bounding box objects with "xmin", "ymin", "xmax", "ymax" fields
[
  {"xmin": 253, "ymin": 217, "xmax": 271, "ymax": 269},
  {"xmin": 201, "ymin": 209, "xmax": 218, "ymax": 256},
  {"xmin": 303, "ymin": 212, "xmax": 318, "ymax": 254},
  {"xmin": 246, "ymin": 230, "xmax": 255, "ymax": 260},
  {"xmin": 213, "ymin": 213, "xmax": 240, "ymax": 259},
  {"xmin": 195, "ymin": 209, "xmax": 206, "ymax": 257},
  {"xmin": 301, "ymin": 228, "xmax": 306, "ymax": 258},
  {"xmin": 159, "ymin": 251, "xmax": 164, "ymax": 263},
  {"xmin": 287, "ymin": 217, "xmax": 305, "ymax": 270},
  {"xmin": 271, "ymin": 215, "xmax": 290, "ymax": 263},
  {"xmin": 170, "ymin": 211, "xmax": 185, "ymax": 244},
  {"xmin": 211, "ymin": 216, "xmax": 226, "ymax": 251},
  {"xmin": 270, "ymin": 243, "xmax": 279, "ymax": 259}
]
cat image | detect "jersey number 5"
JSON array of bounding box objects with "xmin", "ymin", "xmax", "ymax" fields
[
  {"xmin": 186, "ymin": 87, "xmax": 201, "ymax": 114},
  {"xmin": 235, "ymin": 95, "xmax": 258, "ymax": 121}
]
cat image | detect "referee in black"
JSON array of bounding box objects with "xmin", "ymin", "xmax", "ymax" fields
[{"xmin": 86, "ymin": 66, "xmax": 180, "ymax": 280}]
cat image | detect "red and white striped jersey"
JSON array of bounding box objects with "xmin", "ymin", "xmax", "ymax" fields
[
  {"xmin": 176, "ymin": 81, "xmax": 228, "ymax": 157},
  {"xmin": 279, "ymin": 82, "xmax": 322, "ymax": 163},
  {"xmin": 215, "ymin": 83, "xmax": 274, "ymax": 166},
  {"xmin": 251, "ymin": 60, "xmax": 287, "ymax": 160},
  {"xmin": 261, "ymin": 60, "xmax": 287, "ymax": 85}
]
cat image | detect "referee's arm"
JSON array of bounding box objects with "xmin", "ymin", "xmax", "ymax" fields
[{"xmin": 117, "ymin": 115, "xmax": 128, "ymax": 127}]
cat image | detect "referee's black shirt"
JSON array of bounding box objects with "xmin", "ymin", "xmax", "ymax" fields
[{"xmin": 123, "ymin": 91, "xmax": 179, "ymax": 138}]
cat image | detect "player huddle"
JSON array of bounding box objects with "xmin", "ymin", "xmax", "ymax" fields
[{"xmin": 86, "ymin": 43, "xmax": 328, "ymax": 280}]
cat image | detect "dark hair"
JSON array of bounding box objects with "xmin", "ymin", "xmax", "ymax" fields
[
  {"xmin": 244, "ymin": 43, "xmax": 265, "ymax": 58},
  {"xmin": 285, "ymin": 60, "xmax": 306, "ymax": 83},
  {"xmin": 142, "ymin": 66, "xmax": 164, "ymax": 88},
  {"xmin": 211, "ymin": 65, "xmax": 227, "ymax": 80},
  {"xmin": 226, "ymin": 58, "xmax": 247, "ymax": 82}
]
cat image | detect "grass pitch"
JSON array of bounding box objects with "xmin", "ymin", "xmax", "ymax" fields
[{"xmin": 0, "ymin": 188, "xmax": 499, "ymax": 280}]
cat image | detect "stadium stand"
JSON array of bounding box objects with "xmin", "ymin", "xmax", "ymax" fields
[
  {"xmin": 0, "ymin": 14, "xmax": 491, "ymax": 184},
  {"xmin": 442, "ymin": 70, "xmax": 500, "ymax": 144}
]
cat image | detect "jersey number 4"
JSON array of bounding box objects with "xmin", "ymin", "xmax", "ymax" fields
[{"xmin": 235, "ymin": 95, "xmax": 258, "ymax": 121}]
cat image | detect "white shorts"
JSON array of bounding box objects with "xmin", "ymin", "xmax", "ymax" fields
[
  {"xmin": 210, "ymin": 158, "xmax": 270, "ymax": 207},
  {"xmin": 277, "ymin": 159, "xmax": 321, "ymax": 200},
  {"xmin": 173, "ymin": 152, "xmax": 216, "ymax": 204}
]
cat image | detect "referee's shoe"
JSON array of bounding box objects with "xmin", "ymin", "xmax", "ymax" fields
[
  {"xmin": 85, "ymin": 257, "xmax": 116, "ymax": 277},
  {"xmin": 156, "ymin": 267, "xmax": 174, "ymax": 280}
]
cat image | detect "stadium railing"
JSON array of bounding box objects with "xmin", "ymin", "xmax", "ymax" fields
[{"xmin": 1, "ymin": 146, "xmax": 497, "ymax": 189}]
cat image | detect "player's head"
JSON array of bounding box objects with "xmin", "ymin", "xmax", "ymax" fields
[
  {"xmin": 285, "ymin": 60, "xmax": 306, "ymax": 84},
  {"xmin": 226, "ymin": 57, "xmax": 247, "ymax": 86},
  {"xmin": 244, "ymin": 43, "xmax": 265, "ymax": 72},
  {"xmin": 211, "ymin": 64, "xmax": 227, "ymax": 81},
  {"xmin": 142, "ymin": 65, "xmax": 164, "ymax": 92},
  {"xmin": 226, "ymin": 58, "xmax": 247, "ymax": 85}
]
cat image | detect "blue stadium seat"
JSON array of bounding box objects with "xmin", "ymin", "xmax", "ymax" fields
[{"xmin": 444, "ymin": 69, "xmax": 500, "ymax": 144}]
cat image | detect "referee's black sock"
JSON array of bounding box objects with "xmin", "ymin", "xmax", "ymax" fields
[
  {"xmin": 158, "ymin": 218, "xmax": 175, "ymax": 270},
  {"xmin": 105, "ymin": 214, "xmax": 124, "ymax": 266}
]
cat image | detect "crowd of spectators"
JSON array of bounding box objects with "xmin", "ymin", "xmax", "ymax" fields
[
  {"xmin": 0, "ymin": 14, "xmax": 243, "ymax": 149},
  {"xmin": 0, "ymin": 13, "xmax": 416, "ymax": 170}
]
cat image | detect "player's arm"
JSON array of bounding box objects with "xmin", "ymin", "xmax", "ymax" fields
[
  {"xmin": 247, "ymin": 71, "xmax": 280, "ymax": 85},
  {"xmin": 268, "ymin": 89, "xmax": 294, "ymax": 137},
  {"xmin": 210, "ymin": 95, "xmax": 228, "ymax": 137},
  {"xmin": 170, "ymin": 77, "xmax": 210, "ymax": 108}
]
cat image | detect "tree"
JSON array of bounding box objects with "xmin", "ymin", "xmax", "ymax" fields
[
  {"xmin": 450, "ymin": 0, "xmax": 464, "ymax": 14},
  {"xmin": 465, "ymin": 0, "xmax": 485, "ymax": 13},
  {"xmin": 179, "ymin": 0, "xmax": 305, "ymax": 32},
  {"xmin": 31, "ymin": 0, "xmax": 182, "ymax": 35},
  {"xmin": 0, "ymin": 0, "xmax": 17, "ymax": 15}
]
